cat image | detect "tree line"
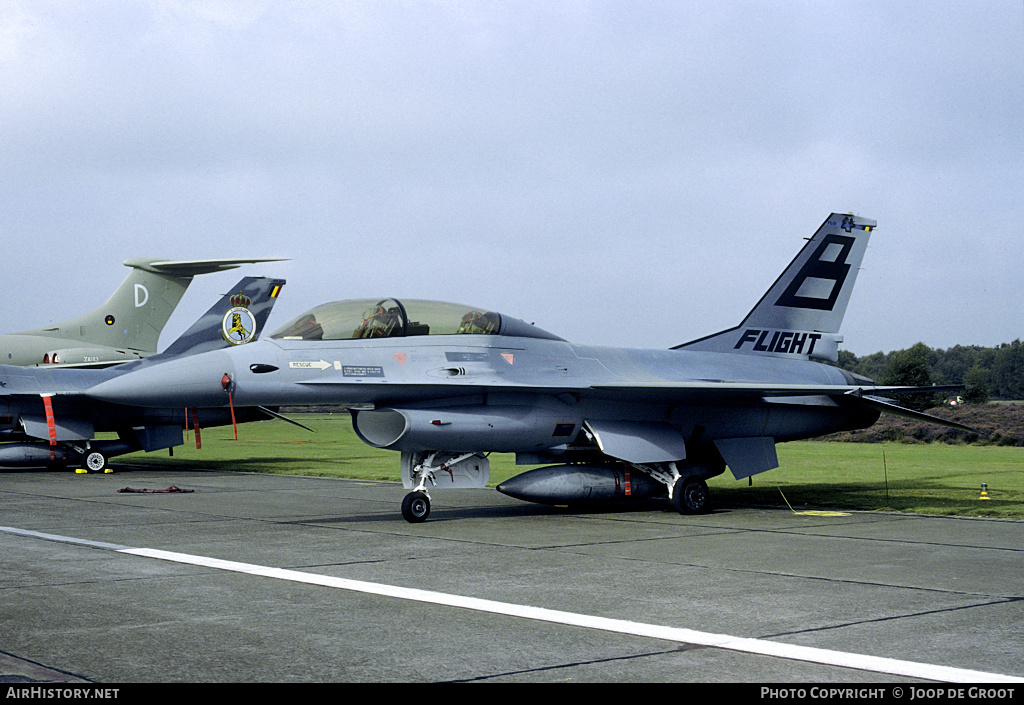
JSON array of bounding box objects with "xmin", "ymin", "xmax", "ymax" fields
[{"xmin": 833, "ymin": 339, "xmax": 1024, "ymax": 404}]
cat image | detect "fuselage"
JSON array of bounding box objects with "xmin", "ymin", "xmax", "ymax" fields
[{"xmin": 78, "ymin": 333, "xmax": 880, "ymax": 451}]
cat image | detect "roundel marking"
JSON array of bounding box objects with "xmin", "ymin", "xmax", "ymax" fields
[{"xmin": 222, "ymin": 307, "xmax": 258, "ymax": 345}]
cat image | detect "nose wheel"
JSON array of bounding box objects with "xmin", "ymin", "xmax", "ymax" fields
[{"xmin": 401, "ymin": 491, "xmax": 431, "ymax": 523}]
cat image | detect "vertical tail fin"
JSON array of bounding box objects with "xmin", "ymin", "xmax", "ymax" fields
[
  {"xmin": 16, "ymin": 258, "xmax": 285, "ymax": 354},
  {"xmin": 157, "ymin": 276, "xmax": 285, "ymax": 358},
  {"xmin": 673, "ymin": 213, "xmax": 876, "ymax": 362}
]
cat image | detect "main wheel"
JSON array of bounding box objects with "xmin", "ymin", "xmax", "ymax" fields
[
  {"xmin": 671, "ymin": 476, "xmax": 710, "ymax": 515},
  {"xmin": 401, "ymin": 491, "xmax": 431, "ymax": 523},
  {"xmin": 84, "ymin": 450, "xmax": 108, "ymax": 473}
]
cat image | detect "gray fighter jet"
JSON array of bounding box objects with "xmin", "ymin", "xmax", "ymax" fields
[
  {"xmin": 2, "ymin": 258, "xmax": 283, "ymax": 368},
  {"xmin": 74, "ymin": 212, "xmax": 975, "ymax": 522},
  {"xmin": 0, "ymin": 275, "xmax": 285, "ymax": 471}
]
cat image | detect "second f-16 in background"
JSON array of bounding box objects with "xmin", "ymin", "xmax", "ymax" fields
[{"xmin": 0, "ymin": 274, "xmax": 286, "ymax": 471}]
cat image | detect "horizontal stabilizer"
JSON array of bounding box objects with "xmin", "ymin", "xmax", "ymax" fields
[
  {"xmin": 857, "ymin": 384, "xmax": 969, "ymax": 397},
  {"xmin": 122, "ymin": 258, "xmax": 287, "ymax": 276},
  {"xmin": 845, "ymin": 390, "xmax": 983, "ymax": 435}
]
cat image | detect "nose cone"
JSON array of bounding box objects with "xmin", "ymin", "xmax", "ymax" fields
[{"xmin": 87, "ymin": 352, "xmax": 235, "ymax": 407}]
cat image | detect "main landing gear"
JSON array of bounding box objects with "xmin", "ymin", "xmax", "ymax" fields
[
  {"xmin": 671, "ymin": 474, "xmax": 710, "ymax": 514},
  {"xmin": 64, "ymin": 443, "xmax": 112, "ymax": 474},
  {"xmin": 632, "ymin": 461, "xmax": 713, "ymax": 515},
  {"xmin": 83, "ymin": 449, "xmax": 109, "ymax": 473},
  {"xmin": 396, "ymin": 452, "xmax": 715, "ymax": 521}
]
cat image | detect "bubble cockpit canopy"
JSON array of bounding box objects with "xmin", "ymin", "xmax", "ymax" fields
[{"xmin": 270, "ymin": 298, "xmax": 563, "ymax": 342}]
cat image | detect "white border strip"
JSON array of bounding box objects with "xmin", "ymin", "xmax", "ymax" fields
[{"xmin": 122, "ymin": 546, "xmax": 1022, "ymax": 683}]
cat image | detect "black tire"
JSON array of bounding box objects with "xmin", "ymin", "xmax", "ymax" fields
[
  {"xmin": 401, "ymin": 491, "xmax": 431, "ymax": 523},
  {"xmin": 84, "ymin": 450, "xmax": 108, "ymax": 473},
  {"xmin": 671, "ymin": 476, "xmax": 709, "ymax": 515}
]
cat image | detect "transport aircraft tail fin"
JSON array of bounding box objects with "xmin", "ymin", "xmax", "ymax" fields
[{"xmin": 17, "ymin": 258, "xmax": 285, "ymax": 355}]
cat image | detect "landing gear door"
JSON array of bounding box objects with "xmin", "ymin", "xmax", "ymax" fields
[{"xmin": 400, "ymin": 452, "xmax": 491, "ymax": 489}]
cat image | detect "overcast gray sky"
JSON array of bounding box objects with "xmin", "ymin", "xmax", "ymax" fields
[{"xmin": 2, "ymin": 1, "xmax": 1021, "ymax": 356}]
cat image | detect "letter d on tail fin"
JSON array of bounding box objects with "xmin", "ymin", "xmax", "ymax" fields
[{"xmin": 673, "ymin": 213, "xmax": 875, "ymax": 362}]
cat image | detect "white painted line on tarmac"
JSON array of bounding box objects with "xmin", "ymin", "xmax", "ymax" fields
[
  {"xmin": 122, "ymin": 545, "xmax": 1022, "ymax": 684},
  {"xmin": 5, "ymin": 524, "xmax": 1021, "ymax": 683},
  {"xmin": 0, "ymin": 525, "xmax": 130, "ymax": 550}
]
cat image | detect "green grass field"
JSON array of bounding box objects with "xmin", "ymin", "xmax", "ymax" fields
[{"xmin": 120, "ymin": 413, "xmax": 1024, "ymax": 519}]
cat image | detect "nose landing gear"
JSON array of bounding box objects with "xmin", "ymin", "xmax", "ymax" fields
[{"xmin": 401, "ymin": 491, "xmax": 431, "ymax": 523}]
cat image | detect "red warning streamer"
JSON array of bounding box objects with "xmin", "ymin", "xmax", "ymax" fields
[
  {"xmin": 228, "ymin": 393, "xmax": 238, "ymax": 440},
  {"xmin": 42, "ymin": 395, "xmax": 57, "ymax": 461},
  {"xmin": 222, "ymin": 373, "xmax": 238, "ymax": 441},
  {"xmin": 191, "ymin": 409, "xmax": 202, "ymax": 450}
]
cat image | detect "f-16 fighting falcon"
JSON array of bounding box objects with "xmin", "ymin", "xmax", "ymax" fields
[
  {"xmin": 71, "ymin": 212, "xmax": 976, "ymax": 522},
  {"xmin": 0, "ymin": 276, "xmax": 285, "ymax": 471}
]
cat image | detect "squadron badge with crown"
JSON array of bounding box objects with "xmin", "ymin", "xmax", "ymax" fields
[{"xmin": 222, "ymin": 291, "xmax": 257, "ymax": 345}]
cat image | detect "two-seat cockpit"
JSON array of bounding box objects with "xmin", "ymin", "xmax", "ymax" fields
[{"xmin": 270, "ymin": 298, "xmax": 563, "ymax": 342}]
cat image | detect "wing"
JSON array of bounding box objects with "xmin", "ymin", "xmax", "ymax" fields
[{"xmin": 590, "ymin": 381, "xmax": 981, "ymax": 433}]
